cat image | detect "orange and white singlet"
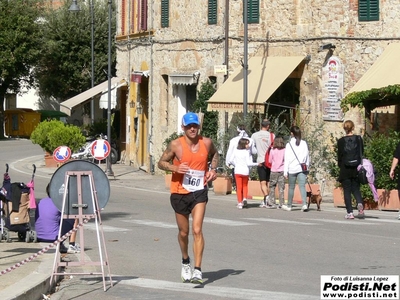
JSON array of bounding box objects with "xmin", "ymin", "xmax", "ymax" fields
[{"xmin": 170, "ymin": 136, "xmax": 209, "ymax": 194}]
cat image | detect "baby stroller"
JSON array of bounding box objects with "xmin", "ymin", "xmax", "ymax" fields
[{"xmin": 0, "ymin": 164, "xmax": 37, "ymax": 243}]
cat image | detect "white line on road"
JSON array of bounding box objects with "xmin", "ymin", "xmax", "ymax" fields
[
  {"xmin": 123, "ymin": 219, "xmax": 177, "ymax": 229},
  {"xmin": 84, "ymin": 223, "xmax": 130, "ymax": 232},
  {"xmin": 244, "ymin": 217, "xmax": 317, "ymax": 225},
  {"xmin": 204, "ymin": 217, "xmax": 256, "ymax": 226},
  {"xmin": 120, "ymin": 277, "xmax": 319, "ymax": 300},
  {"xmin": 305, "ymin": 219, "xmax": 377, "ymax": 225}
]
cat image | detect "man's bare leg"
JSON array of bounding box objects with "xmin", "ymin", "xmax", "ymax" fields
[{"xmin": 191, "ymin": 202, "xmax": 206, "ymax": 269}]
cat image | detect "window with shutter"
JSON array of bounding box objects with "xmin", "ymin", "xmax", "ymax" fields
[
  {"xmin": 140, "ymin": 0, "xmax": 148, "ymax": 31},
  {"xmin": 161, "ymin": 0, "xmax": 169, "ymax": 28},
  {"xmin": 359, "ymin": 0, "xmax": 379, "ymax": 21},
  {"xmin": 248, "ymin": 0, "xmax": 259, "ymax": 24},
  {"xmin": 208, "ymin": 0, "xmax": 217, "ymax": 25}
]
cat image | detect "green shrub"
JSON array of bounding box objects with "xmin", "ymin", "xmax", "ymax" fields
[
  {"xmin": 31, "ymin": 120, "xmax": 86, "ymax": 154},
  {"xmin": 364, "ymin": 130, "xmax": 400, "ymax": 191}
]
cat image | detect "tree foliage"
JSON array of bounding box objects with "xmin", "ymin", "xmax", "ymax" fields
[
  {"xmin": 191, "ymin": 80, "xmax": 219, "ymax": 141},
  {"xmin": 0, "ymin": 0, "xmax": 44, "ymax": 139},
  {"xmin": 34, "ymin": 1, "xmax": 116, "ymax": 103},
  {"xmin": 340, "ymin": 84, "xmax": 400, "ymax": 112}
]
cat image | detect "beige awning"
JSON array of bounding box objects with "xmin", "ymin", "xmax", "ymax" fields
[
  {"xmin": 60, "ymin": 77, "xmax": 126, "ymax": 116},
  {"xmin": 349, "ymin": 43, "xmax": 400, "ymax": 93},
  {"xmin": 169, "ymin": 72, "xmax": 200, "ymax": 85},
  {"xmin": 207, "ymin": 56, "xmax": 305, "ymax": 112}
]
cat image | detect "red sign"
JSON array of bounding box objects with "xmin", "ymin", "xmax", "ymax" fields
[
  {"xmin": 91, "ymin": 139, "xmax": 111, "ymax": 160},
  {"xmin": 53, "ymin": 146, "xmax": 71, "ymax": 163}
]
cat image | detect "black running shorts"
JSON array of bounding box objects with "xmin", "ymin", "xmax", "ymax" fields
[
  {"xmin": 257, "ymin": 165, "xmax": 271, "ymax": 182},
  {"xmin": 170, "ymin": 188, "xmax": 208, "ymax": 215}
]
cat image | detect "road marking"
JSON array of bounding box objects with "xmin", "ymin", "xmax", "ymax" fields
[
  {"xmin": 204, "ymin": 217, "xmax": 256, "ymax": 226},
  {"xmin": 244, "ymin": 218, "xmax": 317, "ymax": 225},
  {"xmin": 123, "ymin": 219, "xmax": 177, "ymax": 229},
  {"xmin": 305, "ymin": 219, "xmax": 377, "ymax": 225},
  {"xmin": 120, "ymin": 277, "xmax": 319, "ymax": 300},
  {"xmin": 84, "ymin": 223, "xmax": 130, "ymax": 232},
  {"xmin": 360, "ymin": 218, "xmax": 400, "ymax": 224}
]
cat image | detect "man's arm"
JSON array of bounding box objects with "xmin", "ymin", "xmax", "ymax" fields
[
  {"xmin": 157, "ymin": 142, "xmax": 178, "ymax": 173},
  {"xmin": 208, "ymin": 141, "xmax": 219, "ymax": 170},
  {"xmin": 389, "ymin": 157, "xmax": 398, "ymax": 180}
]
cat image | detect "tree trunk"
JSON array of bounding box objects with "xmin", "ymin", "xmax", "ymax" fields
[{"xmin": 0, "ymin": 89, "xmax": 6, "ymax": 140}]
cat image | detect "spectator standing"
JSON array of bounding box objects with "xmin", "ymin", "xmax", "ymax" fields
[
  {"xmin": 225, "ymin": 124, "xmax": 257, "ymax": 190},
  {"xmin": 267, "ymin": 136, "xmax": 286, "ymax": 208},
  {"xmin": 337, "ymin": 120, "xmax": 365, "ymax": 219},
  {"xmin": 251, "ymin": 119, "xmax": 275, "ymax": 208},
  {"xmin": 282, "ymin": 126, "xmax": 310, "ymax": 212},
  {"xmin": 228, "ymin": 138, "xmax": 258, "ymax": 209}
]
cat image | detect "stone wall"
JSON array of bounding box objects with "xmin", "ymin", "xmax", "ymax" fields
[{"xmin": 116, "ymin": 0, "xmax": 400, "ymax": 181}]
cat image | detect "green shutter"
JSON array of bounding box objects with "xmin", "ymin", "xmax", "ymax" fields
[
  {"xmin": 161, "ymin": 0, "xmax": 169, "ymax": 28},
  {"xmin": 248, "ymin": 0, "xmax": 259, "ymax": 24},
  {"xmin": 208, "ymin": 0, "xmax": 217, "ymax": 25},
  {"xmin": 359, "ymin": 0, "xmax": 379, "ymax": 22}
]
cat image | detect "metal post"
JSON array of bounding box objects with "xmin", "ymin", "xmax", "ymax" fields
[
  {"xmin": 243, "ymin": 0, "xmax": 248, "ymax": 118},
  {"xmin": 90, "ymin": 0, "xmax": 95, "ymax": 124},
  {"xmin": 106, "ymin": 0, "xmax": 114, "ymax": 176}
]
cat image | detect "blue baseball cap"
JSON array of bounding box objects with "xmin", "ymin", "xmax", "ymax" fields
[{"xmin": 182, "ymin": 112, "xmax": 200, "ymax": 126}]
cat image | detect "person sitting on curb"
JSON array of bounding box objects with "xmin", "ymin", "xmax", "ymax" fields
[{"xmin": 35, "ymin": 184, "xmax": 80, "ymax": 254}]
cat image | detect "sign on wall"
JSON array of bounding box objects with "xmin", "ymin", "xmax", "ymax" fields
[{"xmin": 321, "ymin": 56, "xmax": 344, "ymax": 121}]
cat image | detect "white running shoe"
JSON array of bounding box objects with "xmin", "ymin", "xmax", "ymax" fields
[
  {"xmin": 181, "ymin": 262, "xmax": 192, "ymax": 283},
  {"xmin": 191, "ymin": 269, "xmax": 203, "ymax": 284},
  {"xmin": 301, "ymin": 205, "xmax": 308, "ymax": 212},
  {"xmin": 67, "ymin": 244, "xmax": 81, "ymax": 254},
  {"xmin": 237, "ymin": 202, "xmax": 243, "ymax": 209},
  {"xmin": 281, "ymin": 205, "xmax": 292, "ymax": 211}
]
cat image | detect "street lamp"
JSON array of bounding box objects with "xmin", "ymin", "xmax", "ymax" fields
[
  {"xmin": 243, "ymin": 0, "xmax": 248, "ymax": 118},
  {"xmin": 70, "ymin": 0, "xmax": 114, "ymax": 176},
  {"xmin": 106, "ymin": 0, "xmax": 114, "ymax": 176},
  {"xmin": 69, "ymin": 0, "xmax": 95, "ymax": 125}
]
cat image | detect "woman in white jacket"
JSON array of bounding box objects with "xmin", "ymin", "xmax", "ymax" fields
[
  {"xmin": 282, "ymin": 126, "xmax": 310, "ymax": 212},
  {"xmin": 228, "ymin": 138, "xmax": 258, "ymax": 209}
]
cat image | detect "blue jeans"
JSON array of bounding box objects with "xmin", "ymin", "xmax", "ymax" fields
[{"xmin": 287, "ymin": 172, "xmax": 307, "ymax": 207}]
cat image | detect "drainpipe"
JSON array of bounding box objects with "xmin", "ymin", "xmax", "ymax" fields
[
  {"xmin": 224, "ymin": 0, "xmax": 229, "ymax": 82},
  {"xmin": 243, "ymin": 0, "xmax": 248, "ymax": 118}
]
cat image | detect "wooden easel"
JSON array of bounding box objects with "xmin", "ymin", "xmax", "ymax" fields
[{"xmin": 50, "ymin": 170, "xmax": 113, "ymax": 291}]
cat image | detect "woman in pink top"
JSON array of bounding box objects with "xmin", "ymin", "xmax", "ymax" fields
[{"xmin": 267, "ymin": 137, "xmax": 286, "ymax": 208}]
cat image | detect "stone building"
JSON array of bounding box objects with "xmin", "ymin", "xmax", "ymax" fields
[{"xmin": 115, "ymin": 0, "xmax": 400, "ymax": 179}]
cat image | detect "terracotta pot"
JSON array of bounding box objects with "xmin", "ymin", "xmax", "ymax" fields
[
  {"xmin": 363, "ymin": 200, "xmax": 379, "ymax": 210},
  {"xmin": 377, "ymin": 189, "xmax": 400, "ymax": 211},
  {"xmin": 213, "ymin": 176, "xmax": 232, "ymax": 195},
  {"xmin": 164, "ymin": 173, "xmax": 172, "ymax": 189},
  {"xmin": 247, "ymin": 180, "xmax": 263, "ymax": 198},
  {"xmin": 333, "ymin": 187, "xmax": 345, "ymax": 208},
  {"xmin": 44, "ymin": 152, "xmax": 58, "ymax": 168}
]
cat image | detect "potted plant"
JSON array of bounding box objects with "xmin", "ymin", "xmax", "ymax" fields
[
  {"xmin": 31, "ymin": 120, "xmax": 86, "ymax": 167},
  {"xmin": 213, "ymin": 169, "xmax": 233, "ymax": 195},
  {"xmin": 363, "ymin": 130, "xmax": 400, "ymax": 211}
]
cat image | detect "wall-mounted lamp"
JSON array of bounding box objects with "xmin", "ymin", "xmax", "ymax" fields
[
  {"xmin": 129, "ymin": 101, "xmax": 135, "ymax": 108},
  {"xmin": 137, "ymin": 106, "xmax": 143, "ymax": 115},
  {"xmin": 318, "ymin": 43, "xmax": 336, "ymax": 52}
]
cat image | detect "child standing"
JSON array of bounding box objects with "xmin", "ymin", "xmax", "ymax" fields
[
  {"xmin": 267, "ymin": 137, "xmax": 286, "ymax": 208},
  {"xmin": 228, "ymin": 138, "xmax": 258, "ymax": 209}
]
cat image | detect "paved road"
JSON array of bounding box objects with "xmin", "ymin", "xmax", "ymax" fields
[
  {"xmin": 1, "ymin": 139, "xmax": 400, "ymax": 300},
  {"xmin": 50, "ymin": 173, "xmax": 400, "ymax": 299}
]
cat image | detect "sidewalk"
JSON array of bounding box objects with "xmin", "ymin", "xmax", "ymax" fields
[{"xmin": 0, "ymin": 158, "xmax": 159, "ymax": 300}]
